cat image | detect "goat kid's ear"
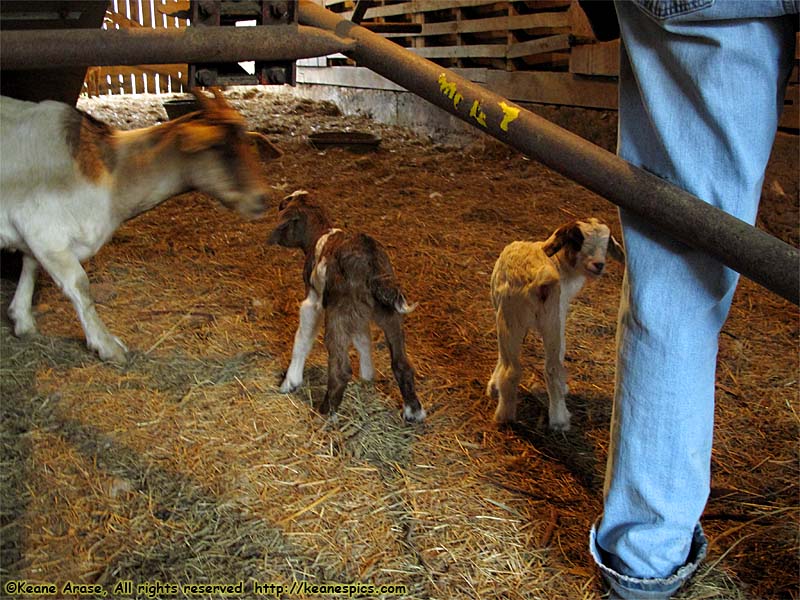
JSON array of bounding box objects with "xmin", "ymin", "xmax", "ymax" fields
[
  {"xmin": 543, "ymin": 222, "xmax": 583, "ymax": 257},
  {"xmin": 248, "ymin": 132, "xmax": 282, "ymax": 162},
  {"xmin": 608, "ymin": 235, "xmax": 626, "ymax": 264},
  {"xmin": 279, "ymin": 190, "xmax": 309, "ymax": 211}
]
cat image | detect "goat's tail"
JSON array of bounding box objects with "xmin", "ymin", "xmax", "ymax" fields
[
  {"xmin": 366, "ymin": 237, "xmax": 415, "ymax": 314},
  {"xmin": 371, "ymin": 272, "xmax": 417, "ymax": 314}
]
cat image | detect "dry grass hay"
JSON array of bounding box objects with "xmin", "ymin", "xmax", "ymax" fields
[{"xmin": 0, "ymin": 89, "xmax": 797, "ymax": 599}]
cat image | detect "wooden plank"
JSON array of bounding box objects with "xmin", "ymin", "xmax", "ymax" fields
[
  {"xmin": 569, "ymin": 39, "xmax": 619, "ymax": 76},
  {"xmin": 420, "ymin": 12, "xmax": 569, "ymax": 36},
  {"xmin": 508, "ymin": 34, "xmax": 571, "ymax": 59},
  {"xmin": 351, "ymin": 0, "xmax": 536, "ymax": 20},
  {"xmin": 780, "ymin": 83, "xmax": 799, "ymax": 130},
  {"xmin": 485, "ymin": 69, "xmax": 618, "ymax": 108},
  {"xmin": 412, "ymin": 45, "xmax": 508, "ymax": 59}
]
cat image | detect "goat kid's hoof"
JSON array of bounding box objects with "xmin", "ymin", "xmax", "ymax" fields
[
  {"xmin": 12, "ymin": 321, "xmax": 38, "ymax": 338},
  {"xmin": 485, "ymin": 380, "xmax": 498, "ymax": 398},
  {"xmin": 279, "ymin": 378, "xmax": 301, "ymax": 394},
  {"xmin": 95, "ymin": 338, "xmax": 128, "ymax": 365},
  {"xmin": 403, "ymin": 405, "xmax": 426, "ymax": 423},
  {"xmin": 548, "ymin": 419, "xmax": 571, "ymax": 432}
]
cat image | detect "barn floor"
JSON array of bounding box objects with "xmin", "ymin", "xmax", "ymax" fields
[{"xmin": 1, "ymin": 89, "xmax": 797, "ymax": 600}]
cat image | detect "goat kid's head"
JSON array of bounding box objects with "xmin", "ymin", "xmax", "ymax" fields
[
  {"xmin": 543, "ymin": 217, "xmax": 625, "ymax": 277},
  {"xmin": 268, "ymin": 190, "xmax": 330, "ymax": 249},
  {"xmin": 174, "ymin": 88, "xmax": 282, "ymax": 219}
]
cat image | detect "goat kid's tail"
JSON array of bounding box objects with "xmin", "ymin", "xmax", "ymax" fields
[{"xmin": 371, "ymin": 273, "xmax": 417, "ymax": 314}]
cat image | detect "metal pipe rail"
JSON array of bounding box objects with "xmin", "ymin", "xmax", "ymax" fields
[
  {"xmin": 0, "ymin": 25, "xmax": 355, "ymax": 70},
  {"xmin": 298, "ymin": 0, "xmax": 799, "ymax": 305}
]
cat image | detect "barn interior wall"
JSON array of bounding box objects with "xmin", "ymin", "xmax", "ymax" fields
[{"xmin": 264, "ymin": 81, "xmax": 619, "ymax": 150}]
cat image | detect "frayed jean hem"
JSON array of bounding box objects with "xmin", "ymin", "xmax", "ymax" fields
[{"xmin": 589, "ymin": 522, "xmax": 708, "ymax": 599}]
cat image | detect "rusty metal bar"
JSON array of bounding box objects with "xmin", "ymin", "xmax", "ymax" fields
[
  {"xmin": 0, "ymin": 25, "xmax": 356, "ymax": 70},
  {"xmin": 298, "ymin": 0, "xmax": 799, "ymax": 305}
]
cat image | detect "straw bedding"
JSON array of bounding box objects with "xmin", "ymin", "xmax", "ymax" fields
[{"xmin": 0, "ymin": 88, "xmax": 797, "ymax": 599}]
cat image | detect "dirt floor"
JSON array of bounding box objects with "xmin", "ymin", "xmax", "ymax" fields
[{"xmin": 1, "ymin": 89, "xmax": 798, "ymax": 600}]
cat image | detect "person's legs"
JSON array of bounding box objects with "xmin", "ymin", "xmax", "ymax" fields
[{"xmin": 592, "ymin": 3, "xmax": 796, "ymax": 597}]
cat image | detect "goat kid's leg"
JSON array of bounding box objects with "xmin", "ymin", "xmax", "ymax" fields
[
  {"xmin": 316, "ymin": 310, "xmax": 352, "ymax": 417},
  {"xmin": 492, "ymin": 316, "xmax": 525, "ymax": 425},
  {"xmin": 375, "ymin": 310, "xmax": 425, "ymax": 423},
  {"xmin": 36, "ymin": 249, "xmax": 127, "ymax": 363},
  {"xmin": 8, "ymin": 254, "xmax": 40, "ymax": 337},
  {"xmin": 280, "ymin": 291, "xmax": 322, "ymax": 393},
  {"xmin": 540, "ymin": 312, "xmax": 570, "ymax": 431},
  {"xmin": 486, "ymin": 351, "xmax": 503, "ymax": 398},
  {"xmin": 352, "ymin": 324, "xmax": 374, "ymax": 382}
]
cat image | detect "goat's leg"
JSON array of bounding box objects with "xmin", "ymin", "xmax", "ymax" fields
[
  {"xmin": 8, "ymin": 254, "xmax": 40, "ymax": 337},
  {"xmin": 375, "ymin": 310, "xmax": 425, "ymax": 423},
  {"xmin": 540, "ymin": 310, "xmax": 570, "ymax": 431},
  {"xmin": 352, "ymin": 323, "xmax": 374, "ymax": 382},
  {"xmin": 280, "ymin": 291, "xmax": 323, "ymax": 393},
  {"xmin": 316, "ymin": 309, "xmax": 352, "ymax": 416},
  {"xmin": 35, "ymin": 249, "xmax": 127, "ymax": 363},
  {"xmin": 492, "ymin": 309, "xmax": 526, "ymax": 424}
]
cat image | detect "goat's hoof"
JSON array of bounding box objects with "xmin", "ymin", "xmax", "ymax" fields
[
  {"xmin": 96, "ymin": 338, "xmax": 128, "ymax": 365},
  {"xmin": 12, "ymin": 319, "xmax": 38, "ymax": 338},
  {"xmin": 403, "ymin": 405, "xmax": 426, "ymax": 423},
  {"xmin": 548, "ymin": 419, "xmax": 571, "ymax": 432},
  {"xmin": 493, "ymin": 406, "xmax": 517, "ymax": 425},
  {"xmin": 486, "ymin": 380, "xmax": 498, "ymax": 398},
  {"xmin": 279, "ymin": 378, "xmax": 300, "ymax": 394}
]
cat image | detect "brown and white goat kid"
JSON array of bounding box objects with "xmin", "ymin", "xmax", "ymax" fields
[
  {"xmin": 486, "ymin": 218, "xmax": 624, "ymax": 431},
  {"xmin": 0, "ymin": 88, "xmax": 281, "ymax": 363},
  {"xmin": 268, "ymin": 191, "xmax": 425, "ymax": 423}
]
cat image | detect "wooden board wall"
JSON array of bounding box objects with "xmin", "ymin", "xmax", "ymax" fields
[{"xmin": 307, "ymin": 0, "xmax": 798, "ymax": 130}]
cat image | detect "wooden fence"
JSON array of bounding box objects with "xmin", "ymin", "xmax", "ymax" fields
[{"xmin": 83, "ymin": 0, "xmax": 189, "ymax": 96}]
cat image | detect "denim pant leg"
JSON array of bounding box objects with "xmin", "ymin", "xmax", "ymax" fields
[{"xmin": 591, "ymin": 2, "xmax": 796, "ymax": 598}]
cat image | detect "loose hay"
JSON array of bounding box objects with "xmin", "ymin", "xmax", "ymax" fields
[{"xmin": 1, "ymin": 89, "xmax": 797, "ymax": 599}]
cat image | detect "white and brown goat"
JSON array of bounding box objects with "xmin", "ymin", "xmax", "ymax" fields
[
  {"xmin": 0, "ymin": 88, "xmax": 281, "ymax": 363},
  {"xmin": 486, "ymin": 218, "xmax": 624, "ymax": 431},
  {"xmin": 268, "ymin": 191, "xmax": 425, "ymax": 423}
]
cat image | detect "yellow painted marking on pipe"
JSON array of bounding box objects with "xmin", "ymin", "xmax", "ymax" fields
[
  {"xmin": 469, "ymin": 100, "xmax": 487, "ymax": 127},
  {"xmin": 499, "ymin": 102, "xmax": 520, "ymax": 131},
  {"xmin": 437, "ymin": 73, "xmax": 463, "ymax": 108}
]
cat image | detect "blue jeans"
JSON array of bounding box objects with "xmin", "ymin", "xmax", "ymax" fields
[{"xmin": 591, "ymin": 1, "xmax": 797, "ymax": 598}]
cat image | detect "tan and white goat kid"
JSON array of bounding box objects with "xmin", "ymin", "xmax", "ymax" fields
[
  {"xmin": 0, "ymin": 88, "xmax": 281, "ymax": 363},
  {"xmin": 268, "ymin": 191, "xmax": 425, "ymax": 423},
  {"xmin": 487, "ymin": 218, "xmax": 624, "ymax": 431}
]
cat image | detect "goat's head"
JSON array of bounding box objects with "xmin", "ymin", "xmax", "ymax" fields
[
  {"xmin": 170, "ymin": 87, "xmax": 282, "ymax": 219},
  {"xmin": 543, "ymin": 217, "xmax": 625, "ymax": 277},
  {"xmin": 268, "ymin": 190, "xmax": 332, "ymax": 250}
]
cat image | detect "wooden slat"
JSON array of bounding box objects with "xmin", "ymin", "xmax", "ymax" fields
[
  {"xmin": 508, "ymin": 34, "xmax": 571, "ymax": 59},
  {"xmin": 412, "ymin": 45, "xmax": 508, "ymax": 59},
  {"xmin": 486, "ymin": 69, "xmax": 617, "ymax": 108},
  {"xmin": 420, "ymin": 12, "xmax": 569, "ymax": 36},
  {"xmin": 780, "ymin": 83, "xmax": 799, "ymax": 131},
  {"xmin": 569, "ymin": 39, "xmax": 619, "ymax": 76},
  {"xmin": 351, "ymin": 0, "xmax": 552, "ymax": 20}
]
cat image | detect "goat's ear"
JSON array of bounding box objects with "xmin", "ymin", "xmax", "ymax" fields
[
  {"xmin": 543, "ymin": 221, "xmax": 583, "ymax": 257},
  {"xmin": 248, "ymin": 132, "xmax": 282, "ymax": 162},
  {"xmin": 178, "ymin": 123, "xmax": 227, "ymax": 153},
  {"xmin": 191, "ymin": 86, "xmax": 229, "ymax": 111},
  {"xmin": 190, "ymin": 87, "xmax": 212, "ymax": 110},
  {"xmin": 210, "ymin": 86, "xmax": 229, "ymax": 106},
  {"xmin": 608, "ymin": 235, "xmax": 626, "ymax": 264}
]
